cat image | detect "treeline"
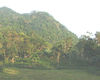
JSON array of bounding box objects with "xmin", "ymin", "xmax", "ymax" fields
[
  {"xmin": 66, "ymin": 32, "xmax": 100, "ymax": 67},
  {"xmin": 0, "ymin": 29, "xmax": 100, "ymax": 69},
  {"xmin": 0, "ymin": 28, "xmax": 74, "ymax": 69},
  {"xmin": 0, "ymin": 7, "xmax": 100, "ymax": 69}
]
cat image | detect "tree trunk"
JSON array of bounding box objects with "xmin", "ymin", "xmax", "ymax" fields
[{"xmin": 57, "ymin": 52, "xmax": 60, "ymax": 64}]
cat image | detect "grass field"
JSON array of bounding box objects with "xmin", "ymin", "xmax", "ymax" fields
[{"xmin": 0, "ymin": 67, "xmax": 100, "ymax": 80}]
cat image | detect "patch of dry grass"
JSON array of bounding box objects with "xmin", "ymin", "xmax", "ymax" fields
[{"xmin": 3, "ymin": 68, "xmax": 19, "ymax": 75}]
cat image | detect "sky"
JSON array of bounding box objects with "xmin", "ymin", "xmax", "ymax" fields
[{"xmin": 0, "ymin": 0, "xmax": 100, "ymax": 37}]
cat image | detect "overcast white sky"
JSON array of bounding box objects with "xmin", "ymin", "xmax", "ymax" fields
[{"xmin": 0, "ymin": 0, "xmax": 100, "ymax": 37}]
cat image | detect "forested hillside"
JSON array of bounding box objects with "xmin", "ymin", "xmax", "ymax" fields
[
  {"xmin": 0, "ymin": 7, "xmax": 78, "ymax": 69},
  {"xmin": 0, "ymin": 7, "xmax": 77, "ymax": 43},
  {"xmin": 0, "ymin": 7, "xmax": 100, "ymax": 70}
]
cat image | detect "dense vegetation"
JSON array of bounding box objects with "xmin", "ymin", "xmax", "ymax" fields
[
  {"xmin": 0, "ymin": 7, "xmax": 78, "ymax": 69},
  {"xmin": 0, "ymin": 7, "xmax": 77, "ymax": 43},
  {"xmin": 0, "ymin": 7, "xmax": 100, "ymax": 72}
]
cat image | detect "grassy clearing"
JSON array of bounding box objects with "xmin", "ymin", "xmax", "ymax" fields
[
  {"xmin": 0, "ymin": 67, "xmax": 100, "ymax": 80},
  {"xmin": 3, "ymin": 68, "xmax": 19, "ymax": 75}
]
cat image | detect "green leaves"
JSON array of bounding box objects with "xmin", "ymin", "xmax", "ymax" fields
[{"xmin": 0, "ymin": 7, "xmax": 78, "ymax": 67}]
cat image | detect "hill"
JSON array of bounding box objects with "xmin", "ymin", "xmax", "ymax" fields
[
  {"xmin": 0, "ymin": 7, "xmax": 78, "ymax": 43},
  {"xmin": 0, "ymin": 7, "xmax": 79, "ymax": 68}
]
